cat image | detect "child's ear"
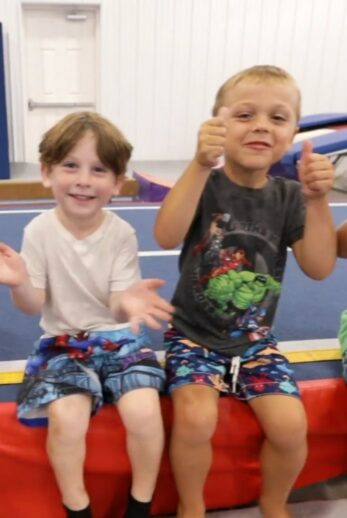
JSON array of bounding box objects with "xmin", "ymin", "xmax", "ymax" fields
[
  {"xmin": 112, "ymin": 173, "xmax": 125, "ymax": 196},
  {"xmin": 41, "ymin": 163, "xmax": 52, "ymax": 188}
]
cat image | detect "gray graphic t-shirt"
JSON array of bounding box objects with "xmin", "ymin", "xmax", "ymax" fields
[{"xmin": 172, "ymin": 171, "xmax": 305, "ymax": 357}]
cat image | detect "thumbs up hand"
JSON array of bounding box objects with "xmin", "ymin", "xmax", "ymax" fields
[
  {"xmin": 195, "ymin": 107, "xmax": 229, "ymax": 169},
  {"xmin": 297, "ymin": 140, "xmax": 334, "ymax": 199}
]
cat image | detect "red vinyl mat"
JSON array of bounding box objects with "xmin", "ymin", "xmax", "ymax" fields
[{"xmin": 1, "ymin": 377, "xmax": 347, "ymax": 517}]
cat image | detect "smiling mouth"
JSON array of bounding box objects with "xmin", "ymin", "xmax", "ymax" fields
[
  {"xmin": 245, "ymin": 141, "xmax": 272, "ymax": 149},
  {"xmin": 69, "ymin": 193, "xmax": 96, "ymax": 200}
]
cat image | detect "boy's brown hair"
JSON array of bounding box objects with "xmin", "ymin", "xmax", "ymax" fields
[
  {"xmin": 39, "ymin": 111, "xmax": 133, "ymax": 176},
  {"xmin": 212, "ymin": 65, "xmax": 301, "ymax": 120}
]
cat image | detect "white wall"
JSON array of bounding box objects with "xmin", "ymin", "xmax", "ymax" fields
[{"xmin": 1, "ymin": 0, "xmax": 347, "ymax": 162}]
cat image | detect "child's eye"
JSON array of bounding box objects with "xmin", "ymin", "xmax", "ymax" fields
[
  {"xmin": 93, "ymin": 166, "xmax": 108, "ymax": 174},
  {"xmin": 63, "ymin": 162, "xmax": 77, "ymax": 169},
  {"xmin": 236, "ymin": 112, "xmax": 252, "ymax": 120},
  {"xmin": 272, "ymin": 114, "xmax": 287, "ymax": 122}
]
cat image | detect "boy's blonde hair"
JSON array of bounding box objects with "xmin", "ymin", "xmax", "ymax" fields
[
  {"xmin": 39, "ymin": 111, "xmax": 133, "ymax": 176},
  {"xmin": 212, "ymin": 65, "xmax": 301, "ymax": 120}
]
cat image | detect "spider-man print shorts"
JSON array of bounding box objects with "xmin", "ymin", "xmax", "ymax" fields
[{"xmin": 17, "ymin": 327, "xmax": 165, "ymax": 426}]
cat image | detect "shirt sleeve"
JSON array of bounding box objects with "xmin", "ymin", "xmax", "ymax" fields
[
  {"xmin": 109, "ymin": 228, "xmax": 141, "ymax": 291},
  {"xmin": 20, "ymin": 221, "xmax": 47, "ymax": 289}
]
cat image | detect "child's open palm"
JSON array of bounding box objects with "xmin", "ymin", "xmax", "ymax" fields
[
  {"xmin": 120, "ymin": 279, "xmax": 174, "ymax": 334},
  {"xmin": 0, "ymin": 243, "xmax": 28, "ymax": 287}
]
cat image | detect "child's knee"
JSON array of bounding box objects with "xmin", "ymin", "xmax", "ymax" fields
[
  {"xmin": 48, "ymin": 397, "xmax": 90, "ymax": 443},
  {"xmin": 118, "ymin": 389, "xmax": 163, "ymax": 435},
  {"xmin": 173, "ymin": 397, "xmax": 218, "ymax": 442},
  {"xmin": 126, "ymin": 402, "xmax": 162, "ymax": 435},
  {"xmin": 266, "ymin": 411, "xmax": 307, "ymax": 450}
]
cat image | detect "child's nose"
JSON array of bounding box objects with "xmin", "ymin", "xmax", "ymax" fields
[
  {"xmin": 252, "ymin": 114, "xmax": 270, "ymax": 132},
  {"xmin": 76, "ymin": 168, "xmax": 92, "ymax": 185}
]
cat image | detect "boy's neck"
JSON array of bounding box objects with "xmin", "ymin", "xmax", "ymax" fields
[
  {"xmin": 54, "ymin": 207, "xmax": 106, "ymax": 239},
  {"xmin": 223, "ymin": 163, "xmax": 269, "ymax": 189}
]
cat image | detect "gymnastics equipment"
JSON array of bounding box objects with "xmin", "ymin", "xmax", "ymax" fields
[
  {"xmin": 132, "ymin": 171, "xmax": 172, "ymax": 202},
  {"xmin": 1, "ymin": 358, "xmax": 347, "ymax": 517},
  {"xmin": 299, "ymin": 113, "xmax": 347, "ymax": 131},
  {"xmin": 132, "ymin": 113, "xmax": 347, "ymax": 201},
  {"xmin": 269, "ymin": 128, "xmax": 347, "ymax": 184}
]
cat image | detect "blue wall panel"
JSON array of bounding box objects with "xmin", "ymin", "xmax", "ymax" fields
[{"xmin": 0, "ymin": 23, "xmax": 10, "ymax": 180}]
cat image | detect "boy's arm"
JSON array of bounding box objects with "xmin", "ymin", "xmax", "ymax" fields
[
  {"xmin": 154, "ymin": 108, "xmax": 229, "ymax": 249},
  {"xmin": 0, "ymin": 243, "xmax": 45, "ymax": 314},
  {"xmin": 292, "ymin": 197, "xmax": 336, "ymax": 279},
  {"xmin": 337, "ymin": 221, "xmax": 347, "ymax": 258},
  {"xmin": 291, "ymin": 141, "xmax": 336, "ymax": 279},
  {"xmin": 109, "ymin": 279, "xmax": 174, "ymax": 334}
]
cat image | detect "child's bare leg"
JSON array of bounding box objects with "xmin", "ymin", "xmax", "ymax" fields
[
  {"xmin": 170, "ymin": 385, "xmax": 219, "ymax": 518},
  {"xmin": 47, "ymin": 394, "xmax": 92, "ymax": 511},
  {"xmin": 117, "ymin": 387, "xmax": 164, "ymax": 502},
  {"xmin": 249, "ymin": 395, "xmax": 307, "ymax": 518}
]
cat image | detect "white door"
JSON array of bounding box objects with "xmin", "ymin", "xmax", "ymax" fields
[{"xmin": 23, "ymin": 7, "xmax": 98, "ymax": 163}]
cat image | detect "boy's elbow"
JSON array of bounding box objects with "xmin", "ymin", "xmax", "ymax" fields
[
  {"xmin": 16, "ymin": 299, "xmax": 44, "ymax": 315},
  {"xmin": 23, "ymin": 306, "xmax": 42, "ymax": 315},
  {"xmin": 305, "ymin": 262, "xmax": 336, "ymax": 280},
  {"xmin": 154, "ymin": 227, "xmax": 179, "ymax": 249},
  {"xmin": 156, "ymin": 237, "xmax": 179, "ymax": 250},
  {"xmin": 309, "ymin": 272, "xmax": 329, "ymax": 281},
  {"xmin": 12, "ymin": 290, "xmax": 45, "ymax": 315}
]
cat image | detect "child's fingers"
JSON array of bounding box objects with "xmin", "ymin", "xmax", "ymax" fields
[
  {"xmin": 140, "ymin": 278, "xmax": 165, "ymax": 290},
  {"xmin": 205, "ymin": 107, "xmax": 229, "ymax": 167},
  {"xmin": 129, "ymin": 317, "xmax": 141, "ymax": 335},
  {"xmin": 300, "ymin": 155, "xmax": 334, "ymax": 186},
  {"xmin": 196, "ymin": 109, "xmax": 229, "ymax": 168}
]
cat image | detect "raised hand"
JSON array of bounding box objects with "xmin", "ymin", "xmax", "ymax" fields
[
  {"xmin": 297, "ymin": 140, "xmax": 334, "ymax": 199},
  {"xmin": 195, "ymin": 106, "xmax": 229, "ymax": 168},
  {"xmin": 0, "ymin": 243, "xmax": 28, "ymax": 287},
  {"xmin": 120, "ymin": 278, "xmax": 174, "ymax": 334}
]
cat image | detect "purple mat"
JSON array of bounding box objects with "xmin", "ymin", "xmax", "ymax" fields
[{"xmin": 133, "ymin": 171, "xmax": 172, "ymax": 202}]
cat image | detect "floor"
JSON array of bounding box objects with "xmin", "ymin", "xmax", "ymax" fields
[
  {"xmin": 7, "ymin": 162, "xmax": 347, "ymax": 516},
  {"xmin": 158, "ymin": 474, "xmax": 347, "ymax": 517},
  {"xmin": 204, "ymin": 499, "xmax": 347, "ymax": 518}
]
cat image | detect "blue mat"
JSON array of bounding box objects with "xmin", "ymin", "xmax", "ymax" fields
[{"xmin": 0, "ymin": 204, "xmax": 346, "ymax": 401}]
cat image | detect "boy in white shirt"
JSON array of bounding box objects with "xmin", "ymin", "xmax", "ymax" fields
[{"xmin": 0, "ymin": 111, "xmax": 173, "ymax": 518}]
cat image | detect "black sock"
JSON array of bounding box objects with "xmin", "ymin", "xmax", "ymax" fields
[
  {"xmin": 124, "ymin": 493, "xmax": 151, "ymax": 518},
  {"xmin": 64, "ymin": 504, "xmax": 93, "ymax": 518}
]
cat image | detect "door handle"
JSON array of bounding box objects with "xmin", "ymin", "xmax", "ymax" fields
[{"xmin": 28, "ymin": 99, "xmax": 94, "ymax": 110}]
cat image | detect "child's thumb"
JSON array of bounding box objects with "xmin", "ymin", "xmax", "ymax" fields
[
  {"xmin": 217, "ymin": 106, "xmax": 230, "ymax": 122},
  {"xmin": 300, "ymin": 140, "xmax": 313, "ymax": 163}
]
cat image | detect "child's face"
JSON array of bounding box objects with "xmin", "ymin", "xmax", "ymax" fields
[
  {"xmin": 221, "ymin": 80, "xmax": 298, "ymax": 177},
  {"xmin": 41, "ymin": 131, "xmax": 122, "ymax": 229}
]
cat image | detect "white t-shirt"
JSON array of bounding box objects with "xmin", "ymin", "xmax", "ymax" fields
[{"xmin": 21, "ymin": 209, "xmax": 141, "ymax": 336}]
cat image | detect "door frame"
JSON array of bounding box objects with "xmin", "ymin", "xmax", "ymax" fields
[{"xmin": 19, "ymin": 2, "xmax": 100, "ymax": 163}]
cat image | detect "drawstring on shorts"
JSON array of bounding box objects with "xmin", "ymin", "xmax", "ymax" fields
[{"xmin": 230, "ymin": 355, "xmax": 240, "ymax": 393}]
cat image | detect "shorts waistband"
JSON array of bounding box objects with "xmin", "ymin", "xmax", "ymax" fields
[{"xmin": 38, "ymin": 327, "xmax": 149, "ymax": 352}]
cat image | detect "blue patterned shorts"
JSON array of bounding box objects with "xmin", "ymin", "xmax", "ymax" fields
[
  {"xmin": 164, "ymin": 328, "xmax": 300, "ymax": 400},
  {"xmin": 17, "ymin": 328, "xmax": 165, "ymax": 426}
]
